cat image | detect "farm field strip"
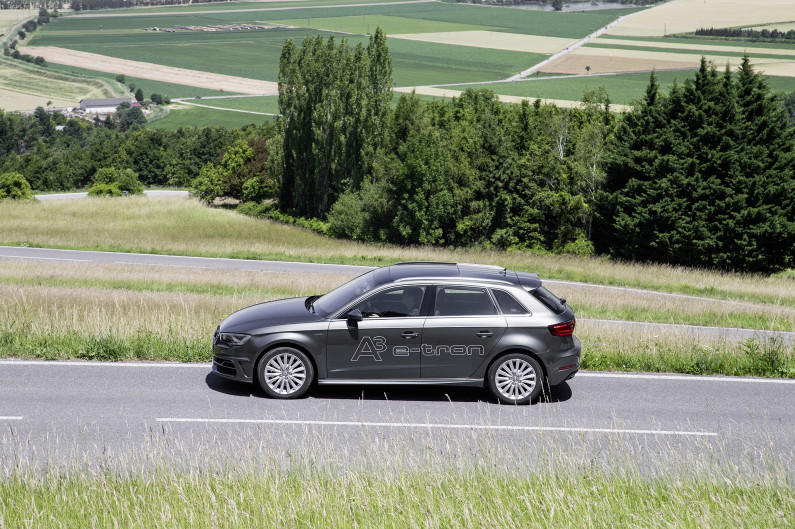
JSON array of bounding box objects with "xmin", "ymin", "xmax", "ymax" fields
[
  {"xmin": 19, "ymin": 46, "xmax": 280, "ymax": 94},
  {"xmin": 606, "ymin": 0, "xmax": 795, "ymax": 37},
  {"xmin": 394, "ymin": 86, "xmax": 631, "ymax": 111},
  {"xmin": 181, "ymin": 94, "xmax": 280, "ymax": 113},
  {"xmin": 0, "ymin": 88, "xmax": 75, "ymax": 112},
  {"xmin": 147, "ymin": 105, "xmax": 270, "ymax": 129},
  {"xmin": 542, "ymin": 47, "xmax": 795, "ymax": 77},
  {"xmin": 275, "ymin": 14, "xmax": 494, "ymax": 34},
  {"xmin": 592, "ymin": 37, "xmax": 795, "ymax": 58},
  {"xmin": 175, "ymin": 98, "xmax": 278, "ymax": 115},
  {"xmin": 750, "ymin": 22, "xmax": 795, "ymax": 31},
  {"xmin": 443, "ymin": 70, "xmax": 695, "ymax": 106},
  {"xmin": 573, "ymin": 47, "xmax": 795, "ymax": 67},
  {"xmin": 389, "ymin": 31, "xmax": 578, "ymax": 54},
  {"xmin": 69, "ymin": 0, "xmax": 435, "ymax": 17}
]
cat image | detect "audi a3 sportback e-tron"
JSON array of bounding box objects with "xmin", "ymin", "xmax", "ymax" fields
[{"xmin": 212, "ymin": 262, "xmax": 580, "ymax": 404}]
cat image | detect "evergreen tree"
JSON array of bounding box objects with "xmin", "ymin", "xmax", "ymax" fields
[{"xmin": 598, "ymin": 59, "xmax": 795, "ymax": 273}]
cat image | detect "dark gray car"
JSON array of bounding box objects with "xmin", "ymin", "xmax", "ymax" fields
[{"xmin": 212, "ymin": 262, "xmax": 580, "ymax": 404}]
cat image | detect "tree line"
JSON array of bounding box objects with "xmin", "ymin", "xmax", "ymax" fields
[
  {"xmin": 695, "ymin": 27, "xmax": 795, "ymax": 41},
  {"xmin": 2, "ymin": 31, "xmax": 793, "ymax": 274},
  {"xmin": 0, "ymin": 108, "xmax": 268, "ymax": 191}
]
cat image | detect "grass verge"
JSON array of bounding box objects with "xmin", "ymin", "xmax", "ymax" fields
[
  {"xmin": 2, "ymin": 197, "xmax": 794, "ymax": 306},
  {"xmin": 2, "ymin": 466, "xmax": 792, "ymax": 528}
]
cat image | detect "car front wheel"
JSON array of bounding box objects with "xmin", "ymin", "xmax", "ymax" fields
[
  {"xmin": 257, "ymin": 347, "xmax": 314, "ymax": 399},
  {"xmin": 487, "ymin": 353, "xmax": 544, "ymax": 404}
]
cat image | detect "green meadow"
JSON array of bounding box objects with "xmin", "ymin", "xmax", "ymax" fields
[
  {"xmin": 450, "ymin": 71, "xmax": 795, "ymax": 105},
  {"xmin": 147, "ymin": 105, "xmax": 270, "ymax": 129}
]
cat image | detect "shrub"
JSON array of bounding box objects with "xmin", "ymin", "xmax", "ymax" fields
[
  {"xmin": 116, "ymin": 168, "xmax": 144, "ymax": 194},
  {"xmin": 242, "ymin": 177, "xmax": 269, "ymax": 203},
  {"xmin": 190, "ymin": 164, "xmax": 223, "ymax": 204},
  {"xmin": 89, "ymin": 167, "xmax": 143, "ymax": 196},
  {"xmin": 0, "ymin": 172, "xmax": 35, "ymax": 200},
  {"xmin": 327, "ymin": 189, "xmax": 369, "ymax": 240},
  {"xmin": 87, "ymin": 182, "xmax": 122, "ymax": 197}
]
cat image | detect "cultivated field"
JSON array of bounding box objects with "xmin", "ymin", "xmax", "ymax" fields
[
  {"xmin": 0, "ymin": 61, "xmax": 124, "ymax": 111},
  {"xmin": 606, "ymin": 0, "xmax": 795, "ymax": 37},
  {"xmin": 18, "ymin": 46, "xmax": 280, "ymax": 94},
  {"xmin": 13, "ymin": 0, "xmax": 641, "ymax": 120},
  {"xmin": 9, "ymin": 0, "xmax": 795, "ymax": 120},
  {"xmin": 532, "ymin": 0, "xmax": 795, "ymax": 88}
]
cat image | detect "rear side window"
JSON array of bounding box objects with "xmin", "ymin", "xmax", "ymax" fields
[
  {"xmin": 492, "ymin": 289, "xmax": 529, "ymax": 315},
  {"xmin": 434, "ymin": 287, "xmax": 497, "ymax": 316},
  {"xmin": 531, "ymin": 286, "xmax": 566, "ymax": 314}
]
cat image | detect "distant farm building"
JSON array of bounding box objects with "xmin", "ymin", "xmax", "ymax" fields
[{"xmin": 79, "ymin": 98, "xmax": 132, "ymax": 113}]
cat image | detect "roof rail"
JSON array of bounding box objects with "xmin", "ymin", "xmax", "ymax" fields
[{"xmin": 392, "ymin": 261, "xmax": 457, "ymax": 266}]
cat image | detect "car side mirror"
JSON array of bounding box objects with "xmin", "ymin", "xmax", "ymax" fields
[{"xmin": 346, "ymin": 309, "xmax": 363, "ymax": 324}]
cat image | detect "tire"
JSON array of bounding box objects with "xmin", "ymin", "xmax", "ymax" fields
[
  {"xmin": 487, "ymin": 353, "xmax": 544, "ymax": 405},
  {"xmin": 256, "ymin": 347, "xmax": 314, "ymax": 399}
]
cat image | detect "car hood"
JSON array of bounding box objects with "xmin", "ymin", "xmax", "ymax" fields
[{"xmin": 220, "ymin": 297, "xmax": 324, "ymax": 333}]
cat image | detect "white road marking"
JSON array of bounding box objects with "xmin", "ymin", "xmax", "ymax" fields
[
  {"xmin": 156, "ymin": 418, "xmax": 718, "ymax": 437},
  {"xmin": 0, "ymin": 360, "xmax": 210, "ymax": 368},
  {"xmin": 0, "ymin": 256, "xmax": 91, "ymax": 263},
  {"xmin": 0, "ymin": 360, "xmax": 791, "ymax": 385},
  {"xmin": 0, "ymin": 417, "xmax": 23, "ymax": 420},
  {"xmin": 577, "ymin": 372, "xmax": 795, "ymax": 384}
]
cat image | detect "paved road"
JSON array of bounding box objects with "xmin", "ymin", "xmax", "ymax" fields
[
  {"xmin": 2, "ymin": 245, "xmax": 793, "ymax": 343},
  {"xmin": 35, "ymin": 190, "xmax": 189, "ymax": 201},
  {"xmin": 0, "ymin": 361, "xmax": 792, "ymax": 475}
]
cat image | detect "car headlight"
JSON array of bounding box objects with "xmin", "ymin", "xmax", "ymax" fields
[{"xmin": 219, "ymin": 333, "xmax": 251, "ymax": 347}]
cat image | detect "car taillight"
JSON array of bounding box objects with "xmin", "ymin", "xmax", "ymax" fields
[{"xmin": 548, "ymin": 319, "xmax": 575, "ymax": 337}]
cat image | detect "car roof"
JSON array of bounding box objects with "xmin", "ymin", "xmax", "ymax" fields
[{"xmin": 373, "ymin": 262, "xmax": 542, "ymax": 289}]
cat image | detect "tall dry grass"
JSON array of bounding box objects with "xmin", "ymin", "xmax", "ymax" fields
[{"xmin": 3, "ymin": 196, "xmax": 794, "ymax": 305}]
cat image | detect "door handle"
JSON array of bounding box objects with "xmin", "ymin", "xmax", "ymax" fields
[
  {"xmin": 401, "ymin": 331, "xmax": 418, "ymax": 339},
  {"xmin": 476, "ymin": 330, "xmax": 493, "ymax": 338}
]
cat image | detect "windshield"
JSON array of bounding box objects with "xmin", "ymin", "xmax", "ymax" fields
[{"xmin": 312, "ymin": 271, "xmax": 379, "ymax": 316}]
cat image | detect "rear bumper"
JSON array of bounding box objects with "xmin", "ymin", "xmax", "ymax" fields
[{"xmin": 546, "ymin": 336, "xmax": 581, "ymax": 386}]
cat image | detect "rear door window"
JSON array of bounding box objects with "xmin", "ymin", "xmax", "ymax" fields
[
  {"xmin": 492, "ymin": 289, "xmax": 529, "ymax": 315},
  {"xmin": 434, "ymin": 286, "xmax": 497, "ymax": 316}
]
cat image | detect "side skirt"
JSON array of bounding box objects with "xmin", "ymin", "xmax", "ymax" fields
[{"xmin": 318, "ymin": 378, "xmax": 484, "ymax": 388}]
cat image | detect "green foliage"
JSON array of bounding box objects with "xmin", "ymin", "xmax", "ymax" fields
[
  {"xmin": 0, "ymin": 172, "xmax": 35, "ymax": 200},
  {"xmin": 117, "ymin": 106, "xmax": 146, "ymax": 130},
  {"xmin": 327, "ymin": 189, "xmax": 369, "ymax": 240},
  {"xmin": 188, "ymin": 135, "xmax": 275, "ymax": 203},
  {"xmin": 87, "ymin": 182, "xmax": 122, "ymax": 196},
  {"xmin": 190, "ymin": 163, "xmax": 224, "ymax": 204},
  {"xmin": 236, "ymin": 202, "xmax": 330, "ymax": 235},
  {"xmin": 598, "ymin": 58, "xmax": 795, "ymax": 273},
  {"xmin": 0, "ymin": 108, "xmax": 248, "ymax": 191},
  {"xmin": 278, "ymin": 28, "xmax": 393, "ymax": 218},
  {"xmin": 88, "ymin": 167, "xmax": 143, "ymax": 196}
]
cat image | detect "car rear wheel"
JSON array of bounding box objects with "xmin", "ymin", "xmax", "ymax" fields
[
  {"xmin": 487, "ymin": 353, "xmax": 543, "ymax": 405},
  {"xmin": 257, "ymin": 347, "xmax": 314, "ymax": 399}
]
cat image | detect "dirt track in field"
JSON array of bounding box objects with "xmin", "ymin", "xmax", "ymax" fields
[{"xmin": 20, "ymin": 46, "xmax": 279, "ymax": 95}]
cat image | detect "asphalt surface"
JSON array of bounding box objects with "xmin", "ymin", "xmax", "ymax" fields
[
  {"xmin": 1, "ymin": 361, "xmax": 792, "ymax": 476},
  {"xmin": 2, "ymin": 245, "xmax": 793, "ymax": 343},
  {"xmin": 34, "ymin": 190, "xmax": 190, "ymax": 201}
]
